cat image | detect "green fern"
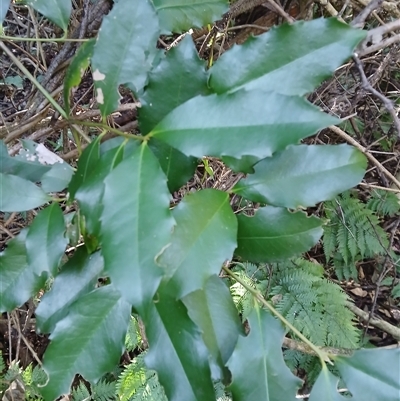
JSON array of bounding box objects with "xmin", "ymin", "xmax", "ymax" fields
[
  {"xmin": 367, "ymin": 189, "xmax": 400, "ymax": 217},
  {"xmin": 91, "ymin": 380, "xmax": 116, "ymax": 401},
  {"xmin": 229, "ymin": 262, "xmax": 268, "ymax": 321},
  {"xmin": 323, "ymin": 191, "xmax": 390, "ymax": 280},
  {"xmin": 214, "ymin": 381, "xmax": 232, "ymax": 401},
  {"xmin": 116, "ymin": 354, "xmax": 167, "ymax": 401},
  {"xmin": 21, "ymin": 364, "xmax": 46, "ymax": 400},
  {"xmin": 0, "ymin": 352, "xmax": 5, "ymax": 374},
  {"xmin": 71, "ymin": 382, "xmax": 91, "ymax": 401},
  {"xmin": 229, "ymin": 259, "xmax": 359, "ymax": 349},
  {"xmin": 269, "ymin": 258, "xmax": 359, "ymax": 348},
  {"xmin": 3, "ymin": 361, "xmax": 20, "ymax": 382},
  {"xmin": 125, "ymin": 316, "xmax": 142, "ymax": 353}
]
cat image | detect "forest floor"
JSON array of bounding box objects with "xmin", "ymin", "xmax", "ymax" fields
[{"xmin": 0, "ymin": 0, "xmax": 399, "ymax": 398}]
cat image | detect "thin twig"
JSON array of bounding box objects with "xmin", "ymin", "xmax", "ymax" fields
[
  {"xmin": 351, "ymin": 0, "xmax": 384, "ymax": 27},
  {"xmin": 346, "ymin": 301, "xmax": 400, "ymax": 340},
  {"xmin": 353, "ymin": 54, "xmax": 400, "ymax": 138}
]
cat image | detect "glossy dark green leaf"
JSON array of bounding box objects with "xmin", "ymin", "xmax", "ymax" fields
[
  {"xmin": 151, "ymin": 90, "xmax": 338, "ymax": 160},
  {"xmin": 221, "ymin": 155, "xmax": 259, "ymax": 174},
  {"xmin": 0, "ymin": 140, "xmax": 51, "ymax": 182},
  {"xmin": 26, "ymin": 0, "xmax": 71, "ymax": 32},
  {"xmin": 143, "ymin": 282, "xmax": 215, "ymax": 401},
  {"xmin": 0, "ymin": 230, "xmax": 45, "ymax": 312},
  {"xmin": 139, "ymin": 35, "xmax": 209, "ymax": 134},
  {"xmin": 157, "ymin": 189, "xmax": 237, "ymax": 298},
  {"xmin": 75, "ymin": 143, "xmax": 126, "ymax": 238},
  {"xmin": 100, "ymin": 143, "xmax": 174, "ymax": 313},
  {"xmin": 36, "ymin": 248, "xmax": 104, "ymax": 334},
  {"xmin": 11, "ymin": 139, "xmax": 73, "ymax": 191},
  {"xmin": 148, "ymin": 138, "xmax": 198, "ymax": 193},
  {"xmin": 227, "ymin": 307, "xmax": 302, "ymax": 401},
  {"xmin": 233, "ymin": 145, "xmax": 367, "ymax": 208},
  {"xmin": 335, "ymin": 348, "xmax": 400, "ymax": 400},
  {"xmin": 309, "ymin": 368, "xmax": 344, "ymax": 401},
  {"xmin": 91, "ymin": 0, "xmax": 160, "ymax": 116},
  {"xmin": 152, "ymin": 0, "xmax": 227, "ymax": 33},
  {"xmin": 0, "ymin": 173, "xmax": 50, "ymax": 212},
  {"xmin": 40, "ymin": 286, "xmax": 130, "ymax": 401},
  {"xmin": 68, "ymin": 138, "xmax": 101, "ymax": 200},
  {"xmin": 209, "ymin": 18, "xmax": 366, "ymax": 95},
  {"xmin": 182, "ymin": 275, "xmax": 243, "ymax": 381},
  {"xmin": 64, "ymin": 39, "xmax": 95, "ymax": 114},
  {"xmin": 235, "ymin": 206, "xmax": 323, "ymax": 262},
  {"xmin": 0, "ymin": 1, "xmax": 10, "ymax": 27},
  {"xmin": 41, "ymin": 162, "xmax": 74, "ymax": 192},
  {"xmin": 26, "ymin": 203, "xmax": 67, "ymax": 277}
]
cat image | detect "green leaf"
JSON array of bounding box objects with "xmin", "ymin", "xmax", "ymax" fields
[
  {"xmin": 0, "ymin": 140, "xmax": 51, "ymax": 182},
  {"xmin": 26, "ymin": 203, "xmax": 67, "ymax": 277},
  {"xmin": 209, "ymin": 18, "xmax": 366, "ymax": 95},
  {"xmin": 158, "ymin": 189, "xmax": 237, "ymax": 298},
  {"xmin": 41, "ymin": 162, "xmax": 74, "ymax": 193},
  {"xmin": 152, "ymin": 0, "xmax": 228, "ymax": 33},
  {"xmin": 151, "ymin": 90, "xmax": 338, "ymax": 160},
  {"xmin": 182, "ymin": 275, "xmax": 243, "ymax": 381},
  {"xmin": 12, "ymin": 139, "xmax": 73, "ymax": 191},
  {"xmin": 235, "ymin": 206, "xmax": 323, "ymax": 262},
  {"xmin": 75, "ymin": 143, "xmax": 126, "ymax": 238},
  {"xmin": 26, "ymin": 0, "xmax": 71, "ymax": 32},
  {"xmin": 40, "ymin": 286, "xmax": 130, "ymax": 401},
  {"xmin": 35, "ymin": 248, "xmax": 104, "ymax": 334},
  {"xmin": 335, "ymin": 348, "xmax": 400, "ymax": 400},
  {"xmin": 64, "ymin": 39, "xmax": 95, "ymax": 115},
  {"xmin": 139, "ymin": 35, "xmax": 209, "ymax": 134},
  {"xmin": 227, "ymin": 307, "xmax": 302, "ymax": 401},
  {"xmin": 309, "ymin": 368, "xmax": 344, "ymax": 401},
  {"xmin": 0, "ymin": 230, "xmax": 45, "ymax": 312},
  {"xmin": 148, "ymin": 138, "xmax": 198, "ymax": 193},
  {"xmin": 143, "ymin": 282, "xmax": 215, "ymax": 401},
  {"xmin": 233, "ymin": 145, "xmax": 367, "ymax": 208},
  {"xmin": 0, "ymin": 1, "xmax": 10, "ymax": 27},
  {"xmin": 68, "ymin": 138, "xmax": 101, "ymax": 200},
  {"xmin": 91, "ymin": 0, "xmax": 160, "ymax": 116},
  {"xmin": 100, "ymin": 143, "xmax": 174, "ymax": 313},
  {"xmin": 392, "ymin": 283, "xmax": 400, "ymax": 299},
  {"xmin": 0, "ymin": 173, "xmax": 50, "ymax": 212}
]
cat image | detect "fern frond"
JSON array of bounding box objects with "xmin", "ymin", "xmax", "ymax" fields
[
  {"xmin": 269, "ymin": 259, "xmax": 360, "ymax": 348},
  {"xmin": 214, "ymin": 381, "xmax": 231, "ymax": 401},
  {"xmin": 116, "ymin": 354, "xmax": 166, "ymax": 401},
  {"xmin": 229, "ymin": 270, "xmax": 257, "ymax": 321},
  {"xmin": 91, "ymin": 379, "xmax": 116, "ymax": 401},
  {"xmin": 322, "ymin": 222, "xmax": 336, "ymax": 262},
  {"xmin": 367, "ymin": 189, "xmax": 400, "ymax": 217},
  {"xmin": 0, "ymin": 352, "xmax": 5, "ymax": 374},
  {"xmin": 332, "ymin": 254, "xmax": 358, "ymax": 281},
  {"xmin": 125, "ymin": 316, "xmax": 142, "ymax": 352},
  {"xmin": 323, "ymin": 191, "xmax": 390, "ymax": 280},
  {"xmin": 3, "ymin": 362, "xmax": 20, "ymax": 382},
  {"xmin": 71, "ymin": 382, "xmax": 90, "ymax": 401}
]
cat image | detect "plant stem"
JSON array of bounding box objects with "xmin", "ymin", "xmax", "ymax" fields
[
  {"xmin": 0, "ymin": 35, "xmax": 88, "ymax": 43},
  {"xmin": 223, "ymin": 266, "xmax": 332, "ymax": 365}
]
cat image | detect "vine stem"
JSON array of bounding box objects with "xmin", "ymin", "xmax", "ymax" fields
[
  {"xmin": 0, "ymin": 41, "xmax": 68, "ymax": 120},
  {"xmin": 222, "ymin": 266, "xmax": 332, "ymax": 365},
  {"xmin": 0, "ymin": 35, "xmax": 88, "ymax": 43},
  {"xmin": 69, "ymin": 120, "xmax": 143, "ymax": 140}
]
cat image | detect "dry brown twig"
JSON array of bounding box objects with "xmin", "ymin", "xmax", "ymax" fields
[
  {"xmin": 356, "ymin": 18, "xmax": 400, "ymax": 56},
  {"xmin": 346, "ymin": 301, "xmax": 400, "ymax": 340},
  {"xmin": 353, "ymin": 54, "xmax": 400, "ymax": 138}
]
